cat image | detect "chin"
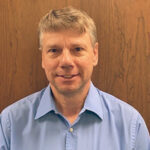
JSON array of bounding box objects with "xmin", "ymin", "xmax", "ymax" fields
[
  {"xmin": 57, "ymin": 86, "xmax": 81, "ymax": 95},
  {"xmin": 50, "ymin": 80, "xmax": 90, "ymax": 95}
]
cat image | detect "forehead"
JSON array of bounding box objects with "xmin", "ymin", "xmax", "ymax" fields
[{"xmin": 41, "ymin": 30, "xmax": 92, "ymax": 47}]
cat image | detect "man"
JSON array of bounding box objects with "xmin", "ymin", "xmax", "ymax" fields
[{"xmin": 0, "ymin": 7, "xmax": 150, "ymax": 150}]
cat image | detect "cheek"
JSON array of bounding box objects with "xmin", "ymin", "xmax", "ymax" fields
[
  {"xmin": 42, "ymin": 57, "xmax": 56, "ymax": 70},
  {"xmin": 42, "ymin": 61, "xmax": 55, "ymax": 80},
  {"xmin": 77, "ymin": 58, "xmax": 94, "ymax": 73},
  {"xmin": 79, "ymin": 55, "xmax": 94, "ymax": 66},
  {"xmin": 42, "ymin": 61, "xmax": 52, "ymax": 76}
]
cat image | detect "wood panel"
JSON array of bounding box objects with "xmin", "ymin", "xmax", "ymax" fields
[
  {"xmin": 0, "ymin": 0, "xmax": 150, "ymax": 131},
  {"xmin": 91, "ymin": 0, "xmax": 150, "ymax": 130},
  {"xmin": 0, "ymin": 0, "xmax": 67, "ymax": 109}
]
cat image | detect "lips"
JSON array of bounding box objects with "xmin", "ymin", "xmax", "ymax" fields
[{"xmin": 56, "ymin": 74, "xmax": 79, "ymax": 79}]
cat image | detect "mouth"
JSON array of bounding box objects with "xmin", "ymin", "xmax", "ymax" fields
[{"xmin": 56, "ymin": 74, "xmax": 79, "ymax": 79}]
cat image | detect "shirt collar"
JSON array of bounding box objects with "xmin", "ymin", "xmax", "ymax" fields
[
  {"xmin": 81, "ymin": 82, "xmax": 104, "ymax": 120},
  {"xmin": 35, "ymin": 82, "xmax": 104, "ymax": 120},
  {"xmin": 34, "ymin": 85, "xmax": 56, "ymax": 119}
]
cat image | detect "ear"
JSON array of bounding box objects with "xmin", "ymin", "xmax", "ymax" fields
[
  {"xmin": 41, "ymin": 52, "xmax": 45, "ymax": 69},
  {"xmin": 92, "ymin": 42, "xmax": 98, "ymax": 66}
]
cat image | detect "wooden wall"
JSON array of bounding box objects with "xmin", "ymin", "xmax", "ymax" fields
[{"xmin": 0, "ymin": 0, "xmax": 150, "ymax": 131}]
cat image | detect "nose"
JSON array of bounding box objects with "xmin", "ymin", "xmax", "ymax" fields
[{"xmin": 59, "ymin": 49, "xmax": 74, "ymax": 69}]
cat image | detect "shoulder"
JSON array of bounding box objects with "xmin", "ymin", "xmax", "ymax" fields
[
  {"xmin": 96, "ymin": 88, "xmax": 150, "ymax": 148},
  {"xmin": 0, "ymin": 87, "xmax": 48, "ymax": 147},
  {"xmin": 96, "ymin": 88, "xmax": 144, "ymax": 132},
  {"xmin": 1, "ymin": 87, "xmax": 46, "ymax": 124},
  {"xmin": 97, "ymin": 88, "xmax": 140, "ymax": 117}
]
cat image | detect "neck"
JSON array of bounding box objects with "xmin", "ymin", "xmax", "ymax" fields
[{"xmin": 51, "ymin": 82, "xmax": 91, "ymax": 123}]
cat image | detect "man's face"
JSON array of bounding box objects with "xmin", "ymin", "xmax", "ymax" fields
[{"xmin": 41, "ymin": 30, "xmax": 98, "ymax": 95}]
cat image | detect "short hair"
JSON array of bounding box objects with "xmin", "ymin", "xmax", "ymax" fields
[{"xmin": 38, "ymin": 6, "xmax": 97, "ymax": 48}]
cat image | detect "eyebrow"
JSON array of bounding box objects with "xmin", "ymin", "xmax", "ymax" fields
[
  {"xmin": 69, "ymin": 43, "xmax": 87, "ymax": 48},
  {"xmin": 44, "ymin": 41, "xmax": 87, "ymax": 49},
  {"xmin": 45, "ymin": 44, "xmax": 61, "ymax": 49}
]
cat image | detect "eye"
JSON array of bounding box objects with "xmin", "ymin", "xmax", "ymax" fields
[
  {"xmin": 74, "ymin": 47, "xmax": 83, "ymax": 52},
  {"xmin": 48, "ymin": 48, "xmax": 58, "ymax": 53}
]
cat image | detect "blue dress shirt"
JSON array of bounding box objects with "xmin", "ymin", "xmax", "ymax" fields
[{"xmin": 0, "ymin": 83, "xmax": 150, "ymax": 150}]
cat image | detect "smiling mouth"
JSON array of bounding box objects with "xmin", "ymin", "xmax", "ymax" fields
[{"xmin": 56, "ymin": 74, "xmax": 79, "ymax": 79}]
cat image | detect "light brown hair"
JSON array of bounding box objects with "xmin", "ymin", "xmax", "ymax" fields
[{"xmin": 38, "ymin": 6, "xmax": 97, "ymax": 48}]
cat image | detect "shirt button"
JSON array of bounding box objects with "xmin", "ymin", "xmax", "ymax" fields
[{"xmin": 69, "ymin": 128, "xmax": 74, "ymax": 132}]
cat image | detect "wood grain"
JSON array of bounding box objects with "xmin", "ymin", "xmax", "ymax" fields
[
  {"xmin": 92, "ymin": 0, "xmax": 150, "ymax": 130},
  {"xmin": 0, "ymin": 0, "xmax": 150, "ymax": 131}
]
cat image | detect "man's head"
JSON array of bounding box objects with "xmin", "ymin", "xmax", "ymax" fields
[
  {"xmin": 38, "ymin": 6, "xmax": 97, "ymax": 48},
  {"xmin": 39, "ymin": 7, "xmax": 98, "ymax": 96}
]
